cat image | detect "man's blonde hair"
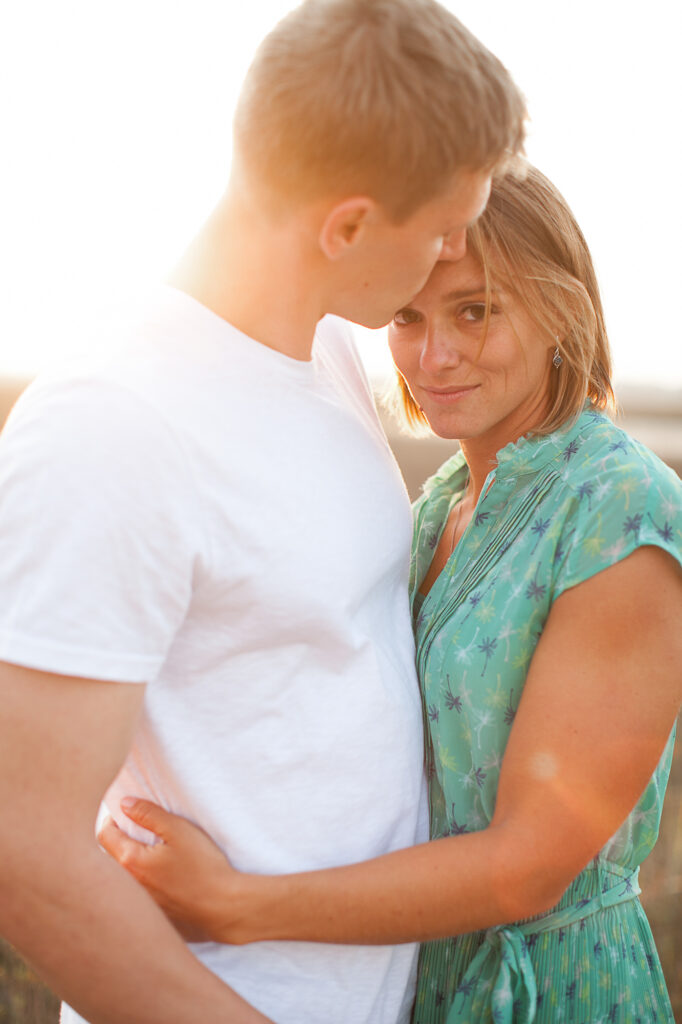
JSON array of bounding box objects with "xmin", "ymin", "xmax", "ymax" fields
[
  {"xmin": 394, "ymin": 162, "xmax": 615, "ymax": 433},
  {"xmin": 234, "ymin": 0, "xmax": 526, "ymax": 221}
]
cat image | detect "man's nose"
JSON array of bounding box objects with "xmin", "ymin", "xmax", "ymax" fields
[{"xmin": 440, "ymin": 228, "xmax": 467, "ymax": 262}]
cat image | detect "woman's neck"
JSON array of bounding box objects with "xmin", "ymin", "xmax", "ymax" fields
[{"xmin": 458, "ymin": 391, "xmax": 552, "ymax": 503}]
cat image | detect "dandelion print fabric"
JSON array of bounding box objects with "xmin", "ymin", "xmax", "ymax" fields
[{"xmin": 410, "ymin": 408, "xmax": 682, "ymax": 1024}]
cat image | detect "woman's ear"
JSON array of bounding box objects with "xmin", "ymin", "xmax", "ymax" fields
[{"xmin": 318, "ymin": 197, "xmax": 376, "ymax": 260}]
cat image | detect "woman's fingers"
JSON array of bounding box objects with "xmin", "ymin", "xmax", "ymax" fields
[
  {"xmin": 98, "ymin": 799, "xmax": 243, "ymax": 944},
  {"xmin": 97, "ymin": 814, "xmax": 151, "ymax": 877},
  {"xmin": 119, "ymin": 796, "xmax": 174, "ymax": 840},
  {"xmin": 97, "ymin": 814, "xmax": 211, "ymax": 941}
]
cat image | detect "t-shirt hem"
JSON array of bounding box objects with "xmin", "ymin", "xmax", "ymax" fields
[{"xmin": 0, "ymin": 629, "xmax": 159, "ymax": 682}]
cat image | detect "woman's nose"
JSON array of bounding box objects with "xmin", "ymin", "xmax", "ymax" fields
[{"xmin": 419, "ymin": 325, "xmax": 462, "ymax": 374}]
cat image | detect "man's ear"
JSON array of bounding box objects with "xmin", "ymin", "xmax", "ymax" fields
[{"xmin": 318, "ymin": 197, "xmax": 377, "ymax": 260}]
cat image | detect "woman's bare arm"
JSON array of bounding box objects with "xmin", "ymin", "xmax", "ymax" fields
[{"xmin": 100, "ymin": 545, "xmax": 682, "ymax": 947}]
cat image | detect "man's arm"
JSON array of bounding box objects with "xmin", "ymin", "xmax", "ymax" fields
[
  {"xmin": 101, "ymin": 546, "xmax": 681, "ymax": 946},
  {"xmin": 0, "ymin": 662, "xmax": 271, "ymax": 1024}
]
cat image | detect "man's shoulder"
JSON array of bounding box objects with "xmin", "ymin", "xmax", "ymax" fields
[
  {"xmin": 5, "ymin": 287, "xmax": 217, "ymax": 439},
  {"xmin": 5, "ymin": 360, "xmax": 171, "ymax": 445},
  {"xmin": 0, "ymin": 348, "xmax": 194, "ymax": 503},
  {"xmin": 315, "ymin": 314, "xmax": 356, "ymax": 345},
  {"xmin": 314, "ymin": 315, "xmax": 374, "ymax": 394}
]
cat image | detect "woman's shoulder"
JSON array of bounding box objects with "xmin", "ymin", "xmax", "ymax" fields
[
  {"xmin": 550, "ymin": 409, "xmax": 682, "ymax": 594},
  {"xmin": 557, "ymin": 409, "xmax": 680, "ymax": 499}
]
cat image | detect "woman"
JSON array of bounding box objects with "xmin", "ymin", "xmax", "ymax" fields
[{"xmin": 100, "ymin": 164, "xmax": 682, "ymax": 1023}]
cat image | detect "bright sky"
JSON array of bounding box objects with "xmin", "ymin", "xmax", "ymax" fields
[{"xmin": 1, "ymin": 0, "xmax": 680, "ymax": 388}]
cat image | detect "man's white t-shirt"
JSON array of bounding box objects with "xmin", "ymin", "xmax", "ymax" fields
[{"xmin": 0, "ymin": 288, "xmax": 428, "ymax": 1024}]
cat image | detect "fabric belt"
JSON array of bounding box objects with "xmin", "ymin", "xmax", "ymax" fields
[{"xmin": 446, "ymin": 867, "xmax": 640, "ymax": 1024}]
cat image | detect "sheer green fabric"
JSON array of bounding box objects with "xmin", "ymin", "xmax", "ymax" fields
[{"xmin": 411, "ymin": 409, "xmax": 681, "ymax": 1024}]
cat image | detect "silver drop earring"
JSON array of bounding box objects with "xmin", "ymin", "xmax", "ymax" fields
[{"xmin": 553, "ymin": 345, "xmax": 563, "ymax": 368}]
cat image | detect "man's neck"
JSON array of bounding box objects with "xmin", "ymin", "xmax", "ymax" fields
[{"xmin": 168, "ymin": 191, "xmax": 325, "ymax": 362}]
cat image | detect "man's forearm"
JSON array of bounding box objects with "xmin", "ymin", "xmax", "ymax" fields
[
  {"xmin": 0, "ymin": 663, "xmax": 271, "ymax": 1023},
  {"xmin": 1, "ymin": 836, "xmax": 270, "ymax": 1024}
]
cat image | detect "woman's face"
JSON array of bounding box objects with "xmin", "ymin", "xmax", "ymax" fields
[{"xmin": 388, "ymin": 254, "xmax": 555, "ymax": 445}]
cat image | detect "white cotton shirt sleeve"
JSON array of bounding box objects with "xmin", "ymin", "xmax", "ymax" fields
[{"xmin": 0, "ymin": 373, "xmax": 200, "ymax": 682}]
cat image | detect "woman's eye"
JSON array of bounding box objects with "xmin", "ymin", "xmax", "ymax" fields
[
  {"xmin": 460, "ymin": 303, "xmax": 488, "ymax": 322},
  {"xmin": 393, "ymin": 308, "xmax": 421, "ymax": 326}
]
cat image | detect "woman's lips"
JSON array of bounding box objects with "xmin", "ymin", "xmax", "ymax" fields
[{"xmin": 421, "ymin": 384, "xmax": 480, "ymax": 404}]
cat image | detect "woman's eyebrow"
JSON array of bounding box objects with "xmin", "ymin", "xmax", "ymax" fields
[{"xmin": 441, "ymin": 283, "xmax": 488, "ymax": 301}]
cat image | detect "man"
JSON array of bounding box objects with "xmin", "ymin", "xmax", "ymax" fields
[{"xmin": 0, "ymin": 1, "xmax": 524, "ymax": 1021}]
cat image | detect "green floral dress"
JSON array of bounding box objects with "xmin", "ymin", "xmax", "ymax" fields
[{"xmin": 411, "ymin": 408, "xmax": 681, "ymax": 1024}]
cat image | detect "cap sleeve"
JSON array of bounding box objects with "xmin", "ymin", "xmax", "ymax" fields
[{"xmin": 553, "ymin": 438, "xmax": 682, "ymax": 600}]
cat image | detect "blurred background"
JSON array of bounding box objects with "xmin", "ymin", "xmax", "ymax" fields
[
  {"xmin": 1, "ymin": 0, "xmax": 681, "ymax": 389},
  {"xmin": 1, "ymin": 0, "xmax": 680, "ymax": 1019}
]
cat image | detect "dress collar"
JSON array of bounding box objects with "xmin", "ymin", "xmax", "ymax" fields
[
  {"xmin": 421, "ymin": 406, "xmax": 607, "ymax": 500},
  {"xmin": 493, "ymin": 406, "xmax": 605, "ymax": 480}
]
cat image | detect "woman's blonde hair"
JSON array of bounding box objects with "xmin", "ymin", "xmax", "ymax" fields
[{"xmin": 394, "ymin": 162, "xmax": 616, "ymax": 433}]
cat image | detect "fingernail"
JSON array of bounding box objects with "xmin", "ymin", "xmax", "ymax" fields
[{"xmin": 120, "ymin": 797, "xmax": 136, "ymax": 810}]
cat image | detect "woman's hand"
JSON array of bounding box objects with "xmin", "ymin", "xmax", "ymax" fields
[
  {"xmin": 97, "ymin": 545, "xmax": 681, "ymax": 951},
  {"xmin": 98, "ymin": 799, "xmax": 244, "ymax": 943}
]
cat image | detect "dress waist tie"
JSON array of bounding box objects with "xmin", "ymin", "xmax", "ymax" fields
[{"xmin": 445, "ymin": 867, "xmax": 640, "ymax": 1024}]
